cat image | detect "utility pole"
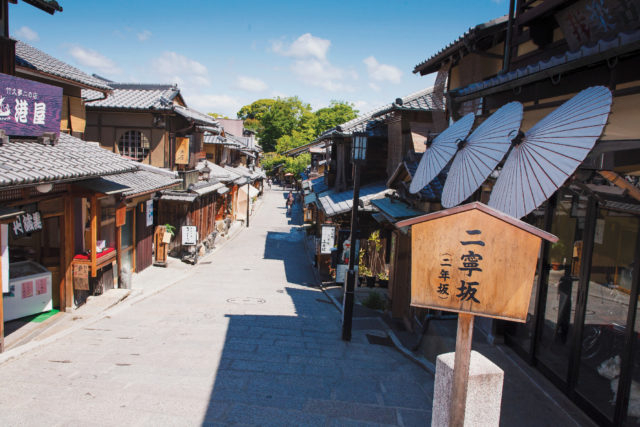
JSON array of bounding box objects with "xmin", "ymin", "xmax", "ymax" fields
[{"xmin": 341, "ymin": 133, "xmax": 367, "ymax": 341}]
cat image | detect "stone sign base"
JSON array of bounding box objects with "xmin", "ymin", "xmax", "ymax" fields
[{"xmin": 432, "ymin": 350, "xmax": 504, "ymax": 427}]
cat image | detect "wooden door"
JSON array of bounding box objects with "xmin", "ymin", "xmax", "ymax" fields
[{"xmin": 135, "ymin": 201, "xmax": 153, "ymax": 272}]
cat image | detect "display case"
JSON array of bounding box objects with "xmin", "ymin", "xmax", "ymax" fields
[{"xmin": 4, "ymin": 260, "xmax": 52, "ymax": 321}]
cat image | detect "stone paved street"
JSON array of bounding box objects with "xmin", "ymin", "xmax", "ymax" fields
[{"xmin": 0, "ymin": 188, "xmax": 434, "ymax": 426}]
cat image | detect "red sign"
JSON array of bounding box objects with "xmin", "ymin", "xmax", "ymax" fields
[{"xmin": 0, "ymin": 72, "xmax": 62, "ymax": 137}]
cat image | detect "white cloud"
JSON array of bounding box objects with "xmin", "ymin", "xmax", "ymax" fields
[
  {"xmin": 369, "ymin": 82, "xmax": 381, "ymax": 92},
  {"xmin": 151, "ymin": 51, "xmax": 210, "ymax": 88},
  {"xmin": 291, "ymin": 59, "xmax": 356, "ymax": 92},
  {"xmin": 272, "ymin": 33, "xmax": 357, "ymax": 92},
  {"xmin": 137, "ymin": 30, "xmax": 152, "ymax": 41},
  {"xmin": 236, "ymin": 76, "xmax": 268, "ymax": 92},
  {"xmin": 363, "ymin": 56, "xmax": 402, "ymax": 84},
  {"xmin": 68, "ymin": 46, "xmax": 121, "ymax": 75},
  {"xmin": 186, "ymin": 93, "xmax": 244, "ymax": 117},
  {"xmin": 14, "ymin": 26, "xmax": 39, "ymax": 42},
  {"xmin": 272, "ymin": 33, "xmax": 330, "ymax": 60}
]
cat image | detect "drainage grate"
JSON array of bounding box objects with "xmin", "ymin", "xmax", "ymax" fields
[{"xmin": 226, "ymin": 297, "xmax": 266, "ymax": 305}]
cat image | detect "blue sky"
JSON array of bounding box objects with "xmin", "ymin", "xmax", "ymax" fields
[{"xmin": 10, "ymin": 0, "xmax": 509, "ymax": 117}]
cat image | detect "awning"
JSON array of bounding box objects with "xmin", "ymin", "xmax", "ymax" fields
[
  {"xmin": 75, "ymin": 177, "xmax": 131, "ymax": 195},
  {"xmin": 0, "ymin": 206, "xmax": 25, "ymax": 221},
  {"xmin": 238, "ymin": 184, "xmax": 259, "ymax": 198},
  {"xmin": 304, "ymin": 193, "xmax": 317, "ymax": 205},
  {"xmin": 370, "ymin": 197, "xmax": 424, "ymax": 223},
  {"xmin": 316, "ymin": 183, "xmax": 388, "ymax": 217}
]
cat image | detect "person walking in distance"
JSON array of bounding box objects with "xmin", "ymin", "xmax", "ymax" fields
[{"xmin": 286, "ymin": 191, "xmax": 294, "ymax": 215}]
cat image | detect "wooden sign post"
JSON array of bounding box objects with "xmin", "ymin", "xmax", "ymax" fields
[{"xmin": 397, "ymin": 202, "xmax": 557, "ymax": 426}]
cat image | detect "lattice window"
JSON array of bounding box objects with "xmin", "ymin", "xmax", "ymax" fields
[{"xmin": 118, "ymin": 130, "xmax": 150, "ymax": 162}]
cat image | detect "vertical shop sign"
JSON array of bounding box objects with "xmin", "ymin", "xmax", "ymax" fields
[
  {"xmin": 320, "ymin": 225, "xmax": 336, "ymax": 255},
  {"xmin": 175, "ymin": 137, "xmax": 190, "ymax": 165},
  {"xmin": 146, "ymin": 199, "xmax": 154, "ymax": 227}
]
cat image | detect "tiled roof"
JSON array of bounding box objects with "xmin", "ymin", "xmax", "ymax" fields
[
  {"xmin": 190, "ymin": 179, "xmax": 225, "ymax": 196},
  {"xmin": 405, "ymin": 158, "xmax": 448, "ymax": 201},
  {"xmin": 226, "ymin": 165, "xmax": 263, "ymax": 180},
  {"xmin": 23, "ymin": 0, "xmax": 62, "ymax": 14},
  {"xmin": 370, "ymin": 197, "xmax": 423, "ymax": 222},
  {"xmin": 173, "ymin": 105, "xmax": 219, "ymax": 127},
  {"xmin": 453, "ymin": 29, "xmax": 640, "ymax": 98},
  {"xmin": 413, "ymin": 15, "xmax": 508, "ymax": 75},
  {"xmin": 97, "ymin": 169, "xmax": 182, "ymax": 197},
  {"xmin": 316, "ymin": 183, "xmax": 388, "ymax": 217},
  {"xmin": 160, "ymin": 191, "xmax": 197, "ymax": 203},
  {"xmin": 314, "ymin": 87, "xmax": 439, "ymax": 141},
  {"xmin": 197, "ymin": 161, "xmax": 241, "ymax": 183},
  {"xmin": 84, "ymin": 83, "xmax": 180, "ymax": 110},
  {"xmin": 310, "ymin": 176, "xmax": 328, "ymax": 194},
  {"xmin": 0, "ymin": 133, "xmax": 137, "ymax": 188},
  {"xmin": 203, "ymin": 134, "xmax": 242, "ymax": 147},
  {"xmin": 15, "ymin": 41, "xmax": 112, "ymax": 91}
]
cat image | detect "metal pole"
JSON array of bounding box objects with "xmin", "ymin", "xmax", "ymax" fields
[
  {"xmin": 246, "ymin": 180, "xmax": 250, "ymax": 228},
  {"xmin": 342, "ymin": 161, "xmax": 360, "ymax": 341}
]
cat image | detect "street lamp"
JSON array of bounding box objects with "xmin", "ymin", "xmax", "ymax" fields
[
  {"xmin": 342, "ymin": 132, "xmax": 367, "ymax": 341},
  {"xmin": 201, "ymin": 163, "xmax": 211, "ymax": 181}
]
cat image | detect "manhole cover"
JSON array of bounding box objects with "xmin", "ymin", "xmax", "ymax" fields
[{"xmin": 226, "ymin": 297, "xmax": 266, "ymax": 305}]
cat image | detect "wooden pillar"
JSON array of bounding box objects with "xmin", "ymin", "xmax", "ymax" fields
[
  {"xmin": 62, "ymin": 194, "xmax": 74, "ymax": 311},
  {"xmin": 90, "ymin": 194, "xmax": 98, "ymax": 278}
]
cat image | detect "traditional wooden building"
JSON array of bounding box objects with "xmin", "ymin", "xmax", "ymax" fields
[
  {"xmin": 84, "ymin": 81, "xmax": 219, "ymax": 170},
  {"xmin": 411, "ymin": 1, "xmax": 640, "ymax": 424}
]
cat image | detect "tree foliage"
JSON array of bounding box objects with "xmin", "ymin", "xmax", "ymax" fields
[
  {"xmin": 237, "ymin": 97, "xmax": 358, "ymax": 178},
  {"xmin": 237, "ymin": 98, "xmax": 358, "ymax": 154},
  {"xmin": 313, "ymin": 101, "xmax": 358, "ymax": 136}
]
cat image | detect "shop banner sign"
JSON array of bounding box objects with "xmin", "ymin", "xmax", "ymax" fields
[
  {"xmin": 320, "ymin": 225, "xmax": 336, "ymax": 255},
  {"xmin": 146, "ymin": 200, "xmax": 153, "ymax": 227},
  {"xmin": 12, "ymin": 211, "xmax": 43, "ymax": 238},
  {"xmin": 181, "ymin": 226, "xmax": 197, "ymax": 246},
  {"xmin": 0, "ymin": 73, "xmax": 62, "ymax": 137},
  {"xmin": 175, "ymin": 137, "xmax": 190, "ymax": 165}
]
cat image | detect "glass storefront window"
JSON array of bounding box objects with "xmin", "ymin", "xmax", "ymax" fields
[
  {"xmin": 504, "ymin": 204, "xmax": 547, "ymax": 353},
  {"xmin": 576, "ymin": 207, "xmax": 639, "ymax": 422},
  {"xmin": 625, "ymin": 301, "xmax": 640, "ymax": 425},
  {"xmin": 535, "ymin": 190, "xmax": 586, "ymax": 381}
]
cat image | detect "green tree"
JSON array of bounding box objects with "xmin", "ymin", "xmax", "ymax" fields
[
  {"xmin": 237, "ymin": 97, "xmax": 313, "ymax": 152},
  {"xmin": 313, "ymin": 101, "xmax": 358, "ymax": 136},
  {"xmin": 284, "ymin": 153, "xmax": 311, "ymax": 178},
  {"xmin": 208, "ymin": 112, "xmax": 229, "ymax": 119},
  {"xmin": 261, "ymin": 152, "xmax": 286, "ymax": 176}
]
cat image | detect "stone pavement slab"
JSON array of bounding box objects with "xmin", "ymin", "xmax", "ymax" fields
[{"xmin": 0, "ymin": 187, "xmax": 434, "ymax": 426}]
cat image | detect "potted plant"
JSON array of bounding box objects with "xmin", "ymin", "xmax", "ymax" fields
[
  {"xmin": 550, "ymin": 240, "xmax": 566, "ymax": 271},
  {"xmin": 376, "ymin": 271, "xmax": 389, "ymax": 288}
]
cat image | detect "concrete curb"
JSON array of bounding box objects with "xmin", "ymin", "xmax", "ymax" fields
[{"xmin": 301, "ymin": 230, "xmax": 436, "ymax": 375}]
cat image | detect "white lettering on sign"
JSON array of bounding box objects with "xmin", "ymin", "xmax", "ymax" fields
[
  {"xmin": 181, "ymin": 226, "xmax": 197, "ymax": 246},
  {"xmin": 320, "ymin": 225, "xmax": 336, "ymax": 255}
]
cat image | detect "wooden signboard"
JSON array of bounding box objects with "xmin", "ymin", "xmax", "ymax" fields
[
  {"xmin": 115, "ymin": 204, "xmax": 126, "ymax": 227},
  {"xmin": 397, "ymin": 203, "xmax": 557, "ymax": 426},
  {"xmin": 175, "ymin": 137, "xmax": 190, "ymax": 165},
  {"xmin": 397, "ymin": 202, "xmax": 557, "ymax": 322},
  {"xmin": 72, "ymin": 263, "xmax": 89, "ymax": 290}
]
